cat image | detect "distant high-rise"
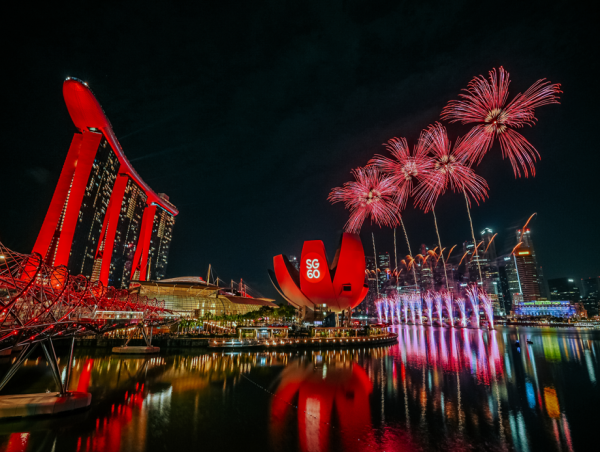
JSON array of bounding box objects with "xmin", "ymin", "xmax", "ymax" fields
[
  {"xmin": 33, "ymin": 78, "xmax": 178, "ymax": 288},
  {"xmin": 288, "ymin": 255, "xmax": 300, "ymax": 272},
  {"xmin": 581, "ymin": 276, "xmax": 600, "ymax": 316},
  {"xmin": 581, "ymin": 276, "xmax": 600, "ymax": 299},
  {"xmin": 514, "ymin": 246, "xmax": 541, "ymax": 301},
  {"xmin": 504, "ymin": 255, "xmax": 521, "ymax": 308},
  {"xmin": 548, "ymin": 277, "xmax": 581, "ymax": 302},
  {"xmin": 378, "ymin": 252, "xmax": 391, "ymax": 289},
  {"xmin": 418, "ymin": 244, "xmax": 434, "ymax": 290},
  {"xmin": 362, "ymin": 256, "xmax": 378, "ymax": 316},
  {"xmin": 498, "ymin": 263, "xmax": 511, "ymax": 312},
  {"xmin": 516, "ymin": 227, "xmax": 545, "ymax": 297},
  {"xmin": 479, "ymin": 228, "xmax": 504, "ymax": 313}
]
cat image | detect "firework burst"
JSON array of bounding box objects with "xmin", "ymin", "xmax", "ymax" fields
[
  {"xmin": 414, "ymin": 123, "xmax": 489, "ymax": 212},
  {"xmin": 369, "ymin": 131, "xmax": 433, "ymax": 208},
  {"xmin": 441, "ymin": 67, "xmax": 561, "ymax": 178},
  {"xmin": 329, "ymin": 167, "xmax": 400, "ymax": 233}
]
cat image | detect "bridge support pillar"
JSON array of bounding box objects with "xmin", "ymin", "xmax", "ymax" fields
[{"xmin": 0, "ymin": 339, "xmax": 92, "ymax": 419}]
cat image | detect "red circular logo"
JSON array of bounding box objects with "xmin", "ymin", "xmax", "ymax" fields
[{"xmin": 303, "ymin": 253, "xmax": 325, "ymax": 283}]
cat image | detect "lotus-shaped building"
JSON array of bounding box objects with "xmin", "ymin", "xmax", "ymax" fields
[{"xmin": 268, "ymin": 233, "xmax": 368, "ymax": 315}]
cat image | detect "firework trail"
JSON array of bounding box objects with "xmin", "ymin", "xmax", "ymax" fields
[
  {"xmin": 413, "ymin": 293, "xmax": 423, "ymax": 325},
  {"xmin": 458, "ymin": 251, "xmax": 469, "ymax": 266},
  {"xmin": 433, "ymin": 248, "xmax": 445, "ymax": 267},
  {"xmin": 446, "ymin": 244, "xmax": 457, "ymax": 261},
  {"xmin": 424, "ymin": 291, "xmax": 434, "ymax": 325},
  {"xmin": 456, "ymin": 297, "xmax": 467, "ymax": 328},
  {"xmin": 522, "ymin": 212, "xmax": 537, "ymax": 230},
  {"xmin": 398, "ymin": 294, "xmax": 408, "ymax": 323},
  {"xmin": 480, "ymin": 291, "xmax": 495, "ymax": 329},
  {"xmin": 511, "ymin": 241, "xmax": 523, "ymax": 255},
  {"xmin": 434, "ymin": 292, "xmax": 444, "ymax": 326},
  {"xmin": 484, "ymin": 233, "xmax": 498, "ymax": 253},
  {"xmin": 443, "ymin": 291, "xmax": 454, "ymax": 327},
  {"xmin": 442, "ymin": 67, "xmax": 561, "ymax": 178},
  {"xmin": 393, "ymin": 296, "xmax": 400, "ymax": 323},
  {"xmin": 329, "ymin": 167, "xmax": 400, "ymax": 233},
  {"xmin": 466, "ymin": 285, "xmax": 481, "ymax": 328},
  {"xmin": 383, "ymin": 298, "xmax": 389, "ymax": 323},
  {"xmin": 396, "ymin": 296, "xmax": 403, "ymax": 324},
  {"xmin": 376, "ymin": 300, "xmax": 383, "ymax": 323}
]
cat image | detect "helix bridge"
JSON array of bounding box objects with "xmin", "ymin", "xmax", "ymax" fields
[{"xmin": 0, "ymin": 242, "xmax": 178, "ymax": 398}]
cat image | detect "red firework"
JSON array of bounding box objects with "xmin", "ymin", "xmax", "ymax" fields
[
  {"xmin": 328, "ymin": 167, "xmax": 400, "ymax": 233},
  {"xmin": 441, "ymin": 67, "xmax": 561, "ymax": 177},
  {"xmin": 413, "ymin": 122, "xmax": 489, "ymax": 212},
  {"xmin": 369, "ymin": 130, "xmax": 433, "ymax": 208}
]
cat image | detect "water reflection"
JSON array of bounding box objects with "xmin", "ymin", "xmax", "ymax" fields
[
  {"xmin": 270, "ymin": 359, "xmax": 372, "ymax": 451},
  {"xmin": 0, "ymin": 326, "xmax": 597, "ymax": 452}
]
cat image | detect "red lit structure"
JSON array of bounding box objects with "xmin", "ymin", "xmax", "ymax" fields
[
  {"xmin": 32, "ymin": 78, "xmax": 178, "ymax": 288},
  {"xmin": 270, "ymin": 361, "xmax": 372, "ymax": 452},
  {"xmin": 269, "ymin": 233, "xmax": 368, "ymax": 319},
  {"xmin": 0, "ymin": 241, "xmax": 176, "ymax": 393}
]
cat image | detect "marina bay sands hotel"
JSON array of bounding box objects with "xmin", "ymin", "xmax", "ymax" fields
[{"xmin": 32, "ymin": 77, "xmax": 178, "ymax": 288}]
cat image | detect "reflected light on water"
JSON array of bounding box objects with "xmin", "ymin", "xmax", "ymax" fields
[{"xmin": 0, "ymin": 326, "xmax": 597, "ymax": 452}]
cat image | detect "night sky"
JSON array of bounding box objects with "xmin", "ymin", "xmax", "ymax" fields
[{"xmin": 3, "ymin": 1, "xmax": 598, "ymax": 300}]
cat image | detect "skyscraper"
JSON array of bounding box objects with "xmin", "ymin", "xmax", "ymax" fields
[
  {"xmin": 33, "ymin": 78, "xmax": 178, "ymax": 288},
  {"xmin": 581, "ymin": 276, "xmax": 600, "ymax": 316},
  {"xmin": 516, "ymin": 227, "xmax": 545, "ymax": 297},
  {"xmin": 548, "ymin": 277, "xmax": 581, "ymax": 302},
  {"xmin": 378, "ymin": 252, "xmax": 391, "ymax": 290},
  {"xmin": 514, "ymin": 246, "xmax": 541, "ymax": 301},
  {"xmin": 362, "ymin": 255, "xmax": 378, "ymax": 316},
  {"xmin": 503, "ymin": 255, "xmax": 521, "ymax": 306},
  {"xmin": 479, "ymin": 228, "xmax": 504, "ymax": 313},
  {"xmin": 288, "ymin": 255, "xmax": 300, "ymax": 272}
]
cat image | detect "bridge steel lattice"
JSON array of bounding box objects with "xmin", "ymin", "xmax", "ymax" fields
[{"xmin": 0, "ymin": 242, "xmax": 178, "ymax": 394}]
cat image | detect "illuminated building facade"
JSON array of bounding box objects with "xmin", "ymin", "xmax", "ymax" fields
[
  {"xmin": 502, "ymin": 256, "xmax": 521, "ymax": 309},
  {"xmin": 359, "ymin": 255, "xmax": 378, "ymax": 316},
  {"xmin": 32, "ymin": 78, "xmax": 178, "ymax": 288},
  {"xmin": 132, "ymin": 277, "xmax": 277, "ymax": 317},
  {"xmin": 269, "ymin": 233, "xmax": 369, "ymax": 320},
  {"xmin": 377, "ymin": 252, "xmax": 391, "ymax": 289},
  {"xmin": 513, "ymin": 300, "xmax": 577, "ymax": 318},
  {"xmin": 516, "ymin": 228, "xmax": 545, "ymax": 297},
  {"xmin": 479, "ymin": 228, "xmax": 504, "ymax": 313},
  {"xmin": 514, "ymin": 246, "xmax": 541, "ymax": 302}
]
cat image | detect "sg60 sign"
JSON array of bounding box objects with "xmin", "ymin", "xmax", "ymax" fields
[
  {"xmin": 306, "ymin": 259, "xmax": 320, "ymax": 279},
  {"xmin": 304, "ymin": 254, "xmax": 325, "ymax": 283}
]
